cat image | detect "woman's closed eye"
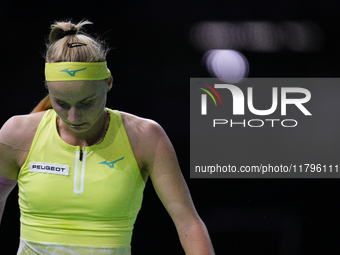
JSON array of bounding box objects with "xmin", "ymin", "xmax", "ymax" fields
[
  {"xmin": 79, "ymin": 100, "xmax": 94, "ymax": 108},
  {"xmin": 56, "ymin": 101, "xmax": 70, "ymax": 109}
]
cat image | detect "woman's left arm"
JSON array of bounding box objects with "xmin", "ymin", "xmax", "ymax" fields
[{"xmin": 141, "ymin": 120, "xmax": 215, "ymax": 255}]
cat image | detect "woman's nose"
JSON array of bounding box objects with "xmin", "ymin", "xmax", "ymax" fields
[{"xmin": 67, "ymin": 107, "xmax": 82, "ymax": 123}]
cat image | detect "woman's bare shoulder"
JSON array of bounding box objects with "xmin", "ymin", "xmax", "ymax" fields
[
  {"xmin": 119, "ymin": 111, "xmax": 164, "ymax": 138},
  {"xmin": 0, "ymin": 111, "xmax": 46, "ymax": 150}
]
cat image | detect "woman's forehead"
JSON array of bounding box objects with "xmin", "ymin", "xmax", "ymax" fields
[{"xmin": 47, "ymin": 80, "xmax": 105, "ymax": 101}]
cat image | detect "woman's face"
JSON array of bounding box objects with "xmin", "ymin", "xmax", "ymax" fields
[{"xmin": 47, "ymin": 80, "xmax": 110, "ymax": 135}]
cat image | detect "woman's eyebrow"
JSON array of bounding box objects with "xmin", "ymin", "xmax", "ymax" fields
[
  {"xmin": 79, "ymin": 94, "xmax": 97, "ymax": 102},
  {"xmin": 54, "ymin": 93, "xmax": 97, "ymax": 103}
]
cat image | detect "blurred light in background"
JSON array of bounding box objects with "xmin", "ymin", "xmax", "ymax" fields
[
  {"xmin": 190, "ymin": 21, "xmax": 324, "ymax": 52},
  {"xmin": 203, "ymin": 49, "xmax": 249, "ymax": 83}
]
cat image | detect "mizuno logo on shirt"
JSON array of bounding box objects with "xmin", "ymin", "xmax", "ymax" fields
[
  {"xmin": 29, "ymin": 162, "xmax": 70, "ymax": 176},
  {"xmin": 99, "ymin": 157, "xmax": 125, "ymax": 169},
  {"xmin": 60, "ymin": 67, "xmax": 87, "ymax": 77}
]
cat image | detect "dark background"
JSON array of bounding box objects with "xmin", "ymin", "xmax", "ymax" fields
[{"xmin": 1, "ymin": 0, "xmax": 339, "ymax": 254}]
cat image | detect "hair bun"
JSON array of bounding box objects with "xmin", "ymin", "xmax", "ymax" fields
[
  {"xmin": 46, "ymin": 20, "xmax": 108, "ymax": 63},
  {"xmin": 48, "ymin": 20, "xmax": 92, "ymax": 44},
  {"xmin": 63, "ymin": 29, "xmax": 77, "ymax": 37},
  {"xmin": 49, "ymin": 27, "xmax": 78, "ymax": 44}
]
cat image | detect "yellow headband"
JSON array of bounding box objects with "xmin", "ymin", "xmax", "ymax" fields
[{"xmin": 45, "ymin": 62, "xmax": 111, "ymax": 81}]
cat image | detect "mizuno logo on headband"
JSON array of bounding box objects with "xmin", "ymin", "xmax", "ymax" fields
[
  {"xmin": 45, "ymin": 62, "xmax": 111, "ymax": 81},
  {"xmin": 61, "ymin": 67, "xmax": 87, "ymax": 77}
]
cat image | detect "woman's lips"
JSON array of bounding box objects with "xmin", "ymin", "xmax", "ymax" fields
[{"xmin": 69, "ymin": 123, "xmax": 86, "ymax": 128}]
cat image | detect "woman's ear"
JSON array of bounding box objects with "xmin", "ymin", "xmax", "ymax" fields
[{"xmin": 107, "ymin": 76, "xmax": 113, "ymax": 92}]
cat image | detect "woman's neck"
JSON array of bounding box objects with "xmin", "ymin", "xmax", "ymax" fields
[{"xmin": 57, "ymin": 109, "xmax": 109, "ymax": 147}]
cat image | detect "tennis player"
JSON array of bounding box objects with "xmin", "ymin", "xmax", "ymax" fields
[{"xmin": 0, "ymin": 20, "xmax": 214, "ymax": 254}]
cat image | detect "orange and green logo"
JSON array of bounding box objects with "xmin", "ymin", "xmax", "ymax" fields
[{"xmin": 197, "ymin": 82, "xmax": 222, "ymax": 115}]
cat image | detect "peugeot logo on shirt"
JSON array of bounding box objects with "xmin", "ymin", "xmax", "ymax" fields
[{"xmin": 29, "ymin": 162, "xmax": 70, "ymax": 176}]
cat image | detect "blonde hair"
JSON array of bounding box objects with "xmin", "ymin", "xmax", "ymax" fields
[{"xmin": 31, "ymin": 20, "xmax": 109, "ymax": 113}]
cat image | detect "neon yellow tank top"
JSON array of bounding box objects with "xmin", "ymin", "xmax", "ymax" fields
[{"xmin": 17, "ymin": 109, "xmax": 145, "ymax": 249}]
